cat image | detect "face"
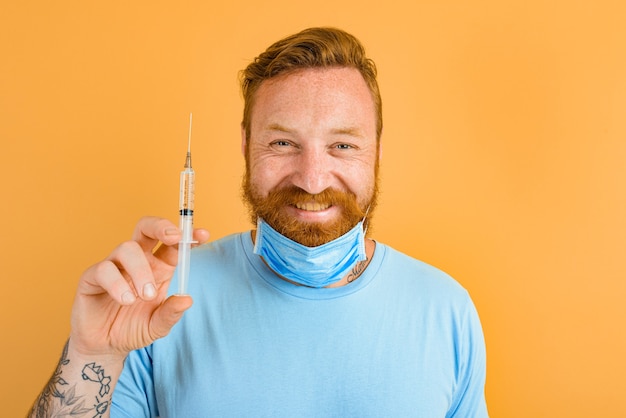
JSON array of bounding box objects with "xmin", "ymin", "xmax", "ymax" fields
[{"xmin": 242, "ymin": 67, "xmax": 380, "ymax": 246}]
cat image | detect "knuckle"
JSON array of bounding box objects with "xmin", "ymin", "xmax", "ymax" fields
[
  {"xmin": 117, "ymin": 240, "xmax": 141, "ymax": 254},
  {"xmin": 109, "ymin": 277, "xmax": 132, "ymax": 295},
  {"xmin": 92, "ymin": 259, "xmax": 116, "ymax": 277},
  {"xmin": 138, "ymin": 215, "xmax": 159, "ymax": 227},
  {"xmin": 153, "ymin": 219, "xmax": 170, "ymax": 232}
]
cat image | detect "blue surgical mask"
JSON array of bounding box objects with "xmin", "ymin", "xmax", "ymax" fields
[{"xmin": 253, "ymin": 218, "xmax": 367, "ymax": 288}]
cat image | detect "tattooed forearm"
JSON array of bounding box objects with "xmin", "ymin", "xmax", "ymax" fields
[
  {"xmin": 81, "ymin": 362, "xmax": 112, "ymax": 414},
  {"xmin": 28, "ymin": 340, "xmax": 112, "ymax": 418}
]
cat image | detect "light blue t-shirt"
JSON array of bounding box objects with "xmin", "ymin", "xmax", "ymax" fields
[{"xmin": 112, "ymin": 232, "xmax": 488, "ymax": 417}]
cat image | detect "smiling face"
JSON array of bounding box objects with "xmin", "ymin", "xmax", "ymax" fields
[{"xmin": 242, "ymin": 67, "xmax": 380, "ymax": 247}]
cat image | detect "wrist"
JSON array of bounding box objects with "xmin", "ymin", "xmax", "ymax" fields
[
  {"xmin": 67, "ymin": 337, "xmax": 128, "ymax": 368},
  {"xmin": 29, "ymin": 339, "xmax": 125, "ymax": 418}
]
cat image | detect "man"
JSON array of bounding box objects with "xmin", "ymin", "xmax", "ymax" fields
[{"xmin": 30, "ymin": 27, "xmax": 488, "ymax": 417}]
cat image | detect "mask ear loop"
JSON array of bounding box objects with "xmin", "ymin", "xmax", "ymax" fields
[
  {"xmin": 253, "ymin": 217, "xmax": 263, "ymax": 253},
  {"xmin": 362, "ymin": 205, "xmax": 372, "ymax": 235}
]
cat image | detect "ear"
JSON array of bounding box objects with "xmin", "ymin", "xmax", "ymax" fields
[
  {"xmin": 240, "ymin": 123, "xmax": 247, "ymax": 157},
  {"xmin": 377, "ymin": 132, "xmax": 383, "ymax": 161}
]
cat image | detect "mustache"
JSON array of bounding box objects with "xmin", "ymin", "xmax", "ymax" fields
[{"xmin": 264, "ymin": 186, "xmax": 364, "ymax": 215}]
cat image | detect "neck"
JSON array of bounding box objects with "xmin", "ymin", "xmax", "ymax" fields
[
  {"xmin": 325, "ymin": 238, "xmax": 375, "ymax": 287},
  {"xmin": 250, "ymin": 229, "xmax": 376, "ymax": 288}
]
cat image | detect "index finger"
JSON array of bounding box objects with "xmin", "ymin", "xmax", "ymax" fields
[{"xmin": 131, "ymin": 216, "xmax": 181, "ymax": 253}]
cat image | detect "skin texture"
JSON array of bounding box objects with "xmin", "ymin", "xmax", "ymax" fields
[
  {"xmin": 28, "ymin": 219, "xmax": 209, "ymax": 417},
  {"xmin": 243, "ymin": 67, "xmax": 379, "ymax": 220},
  {"xmin": 242, "ymin": 67, "xmax": 381, "ymax": 287},
  {"xmin": 29, "ymin": 67, "xmax": 382, "ymax": 417}
]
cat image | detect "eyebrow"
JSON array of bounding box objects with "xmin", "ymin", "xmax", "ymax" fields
[
  {"xmin": 266, "ymin": 123, "xmax": 293, "ymax": 133},
  {"xmin": 265, "ymin": 123, "xmax": 365, "ymax": 138},
  {"xmin": 330, "ymin": 127, "xmax": 365, "ymax": 138}
]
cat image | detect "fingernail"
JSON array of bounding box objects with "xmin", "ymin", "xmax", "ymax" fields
[
  {"xmin": 165, "ymin": 228, "xmax": 179, "ymax": 236},
  {"xmin": 121, "ymin": 291, "xmax": 136, "ymax": 305},
  {"xmin": 143, "ymin": 283, "xmax": 157, "ymax": 299}
]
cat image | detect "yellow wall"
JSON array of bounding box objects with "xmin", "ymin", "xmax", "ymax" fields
[{"xmin": 2, "ymin": 1, "xmax": 625, "ymax": 415}]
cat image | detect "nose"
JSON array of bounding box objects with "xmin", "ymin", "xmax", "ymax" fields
[{"xmin": 291, "ymin": 148, "xmax": 333, "ymax": 195}]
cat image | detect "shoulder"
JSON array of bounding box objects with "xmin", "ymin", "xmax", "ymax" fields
[
  {"xmin": 375, "ymin": 243, "xmax": 469, "ymax": 299},
  {"xmin": 193, "ymin": 231, "xmax": 247, "ymax": 256},
  {"xmin": 168, "ymin": 231, "xmax": 254, "ymax": 296},
  {"xmin": 189, "ymin": 232, "xmax": 252, "ymax": 269}
]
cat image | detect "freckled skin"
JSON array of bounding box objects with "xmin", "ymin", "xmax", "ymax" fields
[{"xmin": 242, "ymin": 67, "xmax": 380, "ymax": 226}]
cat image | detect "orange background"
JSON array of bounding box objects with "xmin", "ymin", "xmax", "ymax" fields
[{"xmin": 1, "ymin": 1, "xmax": 625, "ymax": 416}]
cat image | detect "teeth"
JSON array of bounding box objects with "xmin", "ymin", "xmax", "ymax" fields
[{"xmin": 295, "ymin": 202, "xmax": 330, "ymax": 211}]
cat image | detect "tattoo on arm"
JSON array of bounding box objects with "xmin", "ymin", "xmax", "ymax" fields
[{"xmin": 29, "ymin": 340, "xmax": 112, "ymax": 418}]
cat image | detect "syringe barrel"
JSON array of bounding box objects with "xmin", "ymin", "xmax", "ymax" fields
[
  {"xmin": 177, "ymin": 166, "xmax": 195, "ymax": 295},
  {"xmin": 179, "ymin": 168, "xmax": 195, "ymax": 213},
  {"xmin": 177, "ymin": 212, "xmax": 194, "ymax": 294},
  {"xmin": 177, "ymin": 239, "xmax": 192, "ymax": 295}
]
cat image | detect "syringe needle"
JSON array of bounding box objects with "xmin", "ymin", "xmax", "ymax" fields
[
  {"xmin": 185, "ymin": 113, "xmax": 193, "ymax": 169},
  {"xmin": 188, "ymin": 113, "xmax": 193, "ymax": 153}
]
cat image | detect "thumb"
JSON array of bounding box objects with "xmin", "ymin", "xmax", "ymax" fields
[{"xmin": 149, "ymin": 295, "xmax": 193, "ymax": 340}]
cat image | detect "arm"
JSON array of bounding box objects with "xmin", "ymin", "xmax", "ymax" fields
[
  {"xmin": 28, "ymin": 216, "xmax": 209, "ymax": 418},
  {"xmin": 446, "ymin": 296, "xmax": 489, "ymax": 418},
  {"xmin": 28, "ymin": 339, "xmax": 123, "ymax": 417}
]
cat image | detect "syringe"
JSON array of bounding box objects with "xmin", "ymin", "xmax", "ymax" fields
[{"xmin": 177, "ymin": 113, "xmax": 196, "ymax": 295}]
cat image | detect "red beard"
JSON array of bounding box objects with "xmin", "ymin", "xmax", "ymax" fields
[{"xmin": 243, "ymin": 183, "xmax": 374, "ymax": 247}]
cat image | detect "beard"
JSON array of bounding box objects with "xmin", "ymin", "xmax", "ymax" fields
[{"xmin": 242, "ymin": 173, "xmax": 378, "ymax": 248}]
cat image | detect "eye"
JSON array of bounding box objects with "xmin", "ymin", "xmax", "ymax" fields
[
  {"xmin": 271, "ymin": 140, "xmax": 292, "ymax": 147},
  {"xmin": 269, "ymin": 139, "xmax": 299, "ymax": 153},
  {"xmin": 334, "ymin": 143, "xmax": 355, "ymax": 150}
]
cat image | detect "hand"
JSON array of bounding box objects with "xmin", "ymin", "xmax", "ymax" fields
[{"xmin": 69, "ymin": 216, "xmax": 210, "ymax": 359}]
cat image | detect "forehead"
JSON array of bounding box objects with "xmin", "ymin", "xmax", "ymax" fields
[{"xmin": 249, "ymin": 67, "xmax": 377, "ymax": 135}]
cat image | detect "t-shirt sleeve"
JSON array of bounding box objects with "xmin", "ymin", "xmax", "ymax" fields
[
  {"xmin": 110, "ymin": 346, "xmax": 158, "ymax": 418},
  {"xmin": 446, "ymin": 295, "xmax": 489, "ymax": 418}
]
